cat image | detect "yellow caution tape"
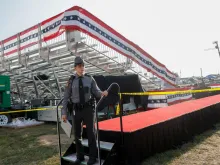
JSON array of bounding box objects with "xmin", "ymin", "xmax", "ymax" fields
[
  {"xmin": 116, "ymin": 93, "xmax": 122, "ymax": 115},
  {"xmin": 119, "ymin": 87, "xmax": 220, "ymax": 96},
  {"xmin": 1, "ymin": 87, "xmax": 220, "ymax": 115},
  {"xmin": 0, "ymin": 107, "xmax": 58, "ymax": 115},
  {"xmin": 115, "ymin": 88, "xmax": 220, "ymax": 115}
]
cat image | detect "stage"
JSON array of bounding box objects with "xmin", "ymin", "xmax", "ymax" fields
[{"xmin": 83, "ymin": 94, "xmax": 220, "ymax": 164}]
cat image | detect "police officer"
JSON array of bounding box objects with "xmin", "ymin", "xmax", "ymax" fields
[{"xmin": 61, "ymin": 56, "xmax": 108, "ymax": 165}]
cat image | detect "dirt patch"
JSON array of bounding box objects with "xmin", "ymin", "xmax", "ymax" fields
[{"xmin": 38, "ymin": 134, "xmax": 72, "ymax": 146}]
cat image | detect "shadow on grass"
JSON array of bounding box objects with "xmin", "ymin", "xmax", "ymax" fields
[{"xmin": 141, "ymin": 123, "xmax": 220, "ymax": 165}]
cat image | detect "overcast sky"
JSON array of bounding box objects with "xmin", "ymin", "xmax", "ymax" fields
[{"xmin": 1, "ymin": 0, "xmax": 220, "ymax": 78}]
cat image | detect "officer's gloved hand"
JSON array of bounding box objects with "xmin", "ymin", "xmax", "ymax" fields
[
  {"xmin": 62, "ymin": 115, "xmax": 67, "ymax": 123},
  {"xmin": 101, "ymin": 90, "xmax": 108, "ymax": 97}
]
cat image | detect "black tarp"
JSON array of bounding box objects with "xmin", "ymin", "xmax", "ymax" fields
[
  {"xmin": 93, "ymin": 74, "xmax": 148, "ymax": 110},
  {"xmin": 192, "ymin": 86, "xmax": 220, "ymax": 99}
]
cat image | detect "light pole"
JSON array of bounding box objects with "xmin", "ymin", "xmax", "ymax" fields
[
  {"xmin": 213, "ymin": 41, "xmax": 220, "ymax": 58},
  {"xmin": 200, "ymin": 68, "xmax": 203, "ymax": 77}
]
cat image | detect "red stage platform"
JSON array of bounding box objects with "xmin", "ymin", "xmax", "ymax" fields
[
  {"xmin": 98, "ymin": 95, "xmax": 220, "ymax": 133},
  {"xmin": 82, "ymin": 94, "xmax": 220, "ymax": 164}
]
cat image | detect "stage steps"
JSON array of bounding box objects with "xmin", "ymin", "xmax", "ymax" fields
[
  {"xmin": 81, "ymin": 139, "xmax": 114, "ymax": 151},
  {"xmin": 62, "ymin": 154, "xmax": 104, "ymax": 165},
  {"xmin": 61, "ymin": 138, "xmax": 117, "ymax": 165}
]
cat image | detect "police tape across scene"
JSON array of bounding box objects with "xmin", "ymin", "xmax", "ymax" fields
[
  {"xmin": 0, "ymin": 108, "xmax": 54, "ymax": 115},
  {"xmin": 120, "ymin": 87, "xmax": 220, "ymax": 96},
  {"xmin": 1, "ymin": 87, "xmax": 220, "ymax": 115}
]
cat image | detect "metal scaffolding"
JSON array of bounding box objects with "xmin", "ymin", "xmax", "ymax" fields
[{"xmin": 0, "ymin": 7, "xmax": 169, "ymax": 104}]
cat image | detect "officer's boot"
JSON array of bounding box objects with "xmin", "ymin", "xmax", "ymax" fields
[
  {"xmin": 74, "ymin": 138, "xmax": 85, "ymax": 164},
  {"xmin": 73, "ymin": 157, "xmax": 85, "ymax": 165},
  {"xmin": 87, "ymin": 158, "xmax": 97, "ymax": 165}
]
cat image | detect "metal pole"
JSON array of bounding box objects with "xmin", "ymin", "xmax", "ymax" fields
[
  {"xmin": 119, "ymin": 93, "xmax": 124, "ymax": 146},
  {"xmin": 213, "ymin": 41, "xmax": 220, "ymax": 58},
  {"xmin": 53, "ymin": 71, "xmax": 62, "ymax": 98},
  {"xmin": 0, "ymin": 41, "xmax": 5, "ymax": 69},
  {"xmin": 57, "ymin": 99, "xmax": 63, "ymax": 165},
  {"xmin": 118, "ymin": 90, "xmax": 125, "ymax": 165},
  {"xmin": 200, "ymin": 68, "xmax": 203, "ymax": 78},
  {"xmin": 17, "ymin": 33, "xmax": 21, "ymax": 65},
  {"xmin": 95, "ymin": 99, "xmax": 101, "ymax": 165},
  {"xmin": 38, "ymin": 23, "xmax": 42, "ymax": 53},
  {"xmin": 15, "ymin": 79, "xmax": 22, "ymax": 105},
  {"xmin": 95, "ymin": 83, "xmax": 120, "ymax": 165},
  {"xmin": 32, "ymin": 74, "xmax": 39, "ymax": 98}
]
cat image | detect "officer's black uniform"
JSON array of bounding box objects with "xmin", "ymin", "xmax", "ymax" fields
[{"xmin": 62, "ymin": 56, "xmax": 102, "ymax": 165}]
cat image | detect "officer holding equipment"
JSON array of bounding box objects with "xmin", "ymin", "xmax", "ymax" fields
[{"xmin": 61, "ymin": 56, "xmax": 108, "ymax": 165}]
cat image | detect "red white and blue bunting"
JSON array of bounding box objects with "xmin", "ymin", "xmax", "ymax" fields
[
  {"xmin": 148, "ymin": 93, "xmax": 192, "ymax": 108},
  {"xmin": 0, "ymin": 6, "xmax": 177, "ymax": 86}
]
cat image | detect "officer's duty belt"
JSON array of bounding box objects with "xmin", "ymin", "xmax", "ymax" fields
[{"xmin": 74, "ymin": 101, "xmax": 93, "ymax": 110}]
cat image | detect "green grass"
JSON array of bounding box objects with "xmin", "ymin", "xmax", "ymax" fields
[
  {"xmin": 0, "ymin": 124, "xmax": 62, "ymax": 165},
  {"xmin": 142, "ymin": 124, "xmax": 220, "ymax": 165}
]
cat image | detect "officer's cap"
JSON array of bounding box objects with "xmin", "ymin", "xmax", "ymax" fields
[{"xmin": 74, "ymin": 56, "xmax": 84, "ymax": 67}]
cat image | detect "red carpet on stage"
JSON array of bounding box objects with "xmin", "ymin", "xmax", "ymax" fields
[{"xmin": 98, "ymin": 95, "xmax": 220, "ymax": 133}]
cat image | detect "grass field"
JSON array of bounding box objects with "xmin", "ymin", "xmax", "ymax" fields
[
  {"xmin": 1, "ymin": 123, "xmax": 220, "ymax": 165},
  {"xmin": 142, "ymin": 123, "xmax": 220, "ymax": 165},
  {"xmin": 0, "ymin": 123, "xmax": 70, "ymax": 165}
]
